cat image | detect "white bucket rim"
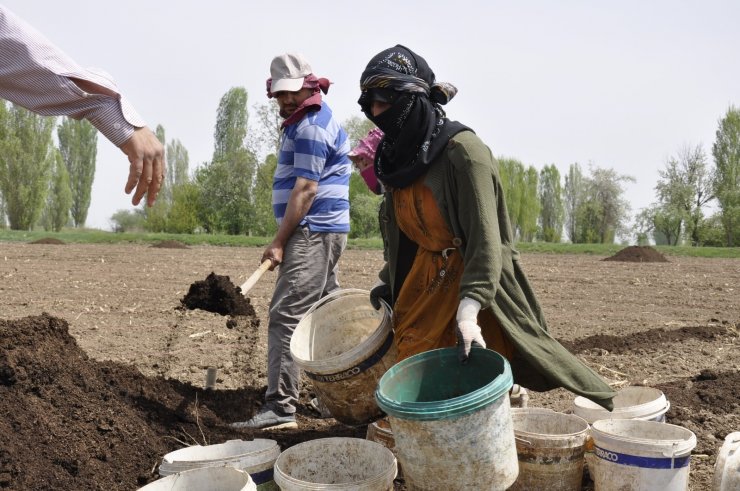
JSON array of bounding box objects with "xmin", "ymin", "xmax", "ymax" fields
[
  {"xmin": 591, "ymin": 419, "xmax": 697, "ymax": 458},
  {"xmin": 574, "ymin": 386, "xmax": 668, "ymax": 423},
  {"xmin": 162, "ymin": 439, "xmax": 280, "ymax": 465},
  {"xmin": 141, "ymin": 466, "xmax": 256, "ymax": 490},
  {"xmin": 291, "ymin": 289, "xmax": 392, "ymax": 374},
  {"xmin": 512, "ymin": 409, "xmax": 590, "ymax": 440},
  {"xmin": 274, "ymin": 437, "xmax": 397, "ymax": 489}
]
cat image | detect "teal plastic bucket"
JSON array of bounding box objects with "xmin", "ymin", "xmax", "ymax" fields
[{"xmin": 375, "ymin": 347, "xmax": 518, "ymax": 490}]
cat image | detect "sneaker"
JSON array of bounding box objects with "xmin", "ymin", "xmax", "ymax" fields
[
  {"xmin": 230, "ymin": 407, "xmax": 297, "ymax": 430},
  {"xmin": 309, "ymin": 397, "xmax": 332, "ymax": 419}
]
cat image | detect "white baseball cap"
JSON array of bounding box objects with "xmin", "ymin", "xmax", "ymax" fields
[{"xmin": 270, "ymin": 53, "xmax": 312, "ymax": 93}]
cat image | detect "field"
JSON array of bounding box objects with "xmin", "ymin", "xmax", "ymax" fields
[{"xmin": 0, "ymin": 241, "xmax": 738, "ymax": 490}]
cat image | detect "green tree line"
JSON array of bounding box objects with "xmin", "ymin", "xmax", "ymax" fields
[{"xmin": 1, "ymin": 92, "xmax": 738, "ymax": 246}]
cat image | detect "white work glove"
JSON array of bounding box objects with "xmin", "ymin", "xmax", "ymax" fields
[{"xmin": 456, "ymin": 297, "xmax": 486, "ymax": 364}]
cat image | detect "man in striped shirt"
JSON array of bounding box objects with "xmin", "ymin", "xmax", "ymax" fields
[
  {"xmin": 0, "ymin": 5, "xmax": 164, "ymax": 206},
  {"xmin": 231, "ymin": 53, "xmax": 351, "ymax": 430}
]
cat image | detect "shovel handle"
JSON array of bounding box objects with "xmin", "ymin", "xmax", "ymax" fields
[{"xmin": 240, "ymin": 260, "xmax": 272, "ymax": 295}]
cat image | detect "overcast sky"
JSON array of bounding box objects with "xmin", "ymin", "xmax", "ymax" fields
[{"xmin": 4, "ymin": 1, "xmax": 740, "ymax": 232}]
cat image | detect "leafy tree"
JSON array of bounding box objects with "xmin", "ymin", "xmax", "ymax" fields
[
  {"xmin": 634, "ymin": 204, "xmax": 682, "ymax": 246},
  {"xmin": 166, "ymin": 182, "xmax": 200, "ymax": 234},
  {"xmin": 350, "ymin": 191, "xmax": 382, "ymax": 238},
  {"xmin": 249, "ymin": 100, "xmax": 282, "ymax": 159},
  {"xmin": 41, "ymin": 150, "xmax": 73, "ymax": 232},
  {"xmin": 656, "ymin": 144, "xmax": 713, "ymax": 245},
  {"xmin": 538, "ymin": 164, "xmax": 564, "ymax": 242},
  {"xmin": 711, "ymin": 105, "xmax": 740, "ymax": 246},
  {"xmin": 0, "ymin": 104, "xmax": 55, "ymax": 230},
  {"xmin": 251, "ymin": 154, "xmax": 278, "ymax": 237},
  {"xmin": 563, "ymin": 163, "xmax": 585, "ymax": 243},
  {"xmin": 110, "ymin": 209, "xmax": 145, "ymax": 233},
  {"xmin": 343, "ymin": 115, "xmax": 377, "ymax": 148},
  {"xmin": 520, "ymin": 165, "xmax": 540, "ymax": 242},
  {"xmin": 167, "ymin": 139, "xmax": 190, "ymax": 188},
  {"xmin": 579, "ymin": 166, "xmax": 634, "ymax": 243},
  {"xmin": 196, "ymin": 87, "xmax": 256, "ymax": 235},
  {"xmin": 498, "ymin": 157, "xmax": 525, "ymax": 239},
  {"xmin": 57, "ymin": 117, "xmax": 97, "ymax": 227}
]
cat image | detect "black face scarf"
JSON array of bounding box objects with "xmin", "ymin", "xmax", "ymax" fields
[{"xmin": 358, "ymin": 45, "xmax": 471, "ymax": 189}]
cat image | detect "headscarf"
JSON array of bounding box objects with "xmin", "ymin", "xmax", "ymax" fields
[
  {"xmin": 358, "ymin": 45, "xmax": 471, "ymax": 188},
  {"xmin": 266, "ymin": 74, "xmax": 331, "ymax": 128}
]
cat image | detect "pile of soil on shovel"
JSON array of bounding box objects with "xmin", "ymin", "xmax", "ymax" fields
[
  {"xmin": 603, "ymin": 245, "xmax": 668, "ymax": 263},
  {"xmin": 0, "ymin": 314, "xmax": 364, "ymax": 490},
  {"xmin": 28, "ymin": 237, "xmax": 65, "ymax": 245},
  {"xmin": 179, "ymin": 272, "xmax": 259, "ymax": 329},
  {"xmin": 150, "ymin": 240, "xmax": 189, "ymax": 249}
]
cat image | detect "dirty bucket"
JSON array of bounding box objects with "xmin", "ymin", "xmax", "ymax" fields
[
  {"xmin": 712, "ymin": 432, "xmax": 740, "ymax": 491},
  {"xmin": 291, "ymin": 289, "xmax": 396, "ymax": 426},
  {"xmin": 158, "ymin": 439, "xmax": 280, "ymax": 490},
  {"xmin": 508, "ymin": 408, "xmax": 590, "ymax": 491},
  {"xmin": 590, "ymin": 419, "xmax": 696, "ymax": 491},
  {"xmin": 574, "ymin": 386, "xmax": 669, "ymax": 424},
  {"xmin": 273, "ymin": 437, "xmax": 397, "ymax": 490},
  {"xmin": 366, "ymin": 419, "xmax": 403, "ymax": 478},
  {"xmin": 375, "ymin": 347, "xmax": 518, "ymax": 490},
  {"xmin": 139, "ymin": 466, "xmax": 257, "ymax": 490}
]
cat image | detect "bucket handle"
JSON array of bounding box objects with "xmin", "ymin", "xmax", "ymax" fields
[{"xmin": 515, "ymin": 436, "xmax": 533, "ymax": 447}]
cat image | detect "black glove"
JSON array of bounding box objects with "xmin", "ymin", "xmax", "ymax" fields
[{"xmin": 370, "ymin": 282, "xmax": 392, "ymax": 310}]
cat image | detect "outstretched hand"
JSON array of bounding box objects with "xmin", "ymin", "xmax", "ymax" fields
[{"xmin": 121, "ymin": 127, "xmax": 165, "ymax": 206}]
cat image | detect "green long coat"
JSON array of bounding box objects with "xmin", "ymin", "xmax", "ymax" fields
[{"xmin": 379, "ymin": 130, "xmax": 615, "ymax": 410}]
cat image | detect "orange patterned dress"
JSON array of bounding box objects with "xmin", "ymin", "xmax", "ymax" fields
[{"xmin": 391, "ymin": 177, "xmax": 515, "ymax": 362}]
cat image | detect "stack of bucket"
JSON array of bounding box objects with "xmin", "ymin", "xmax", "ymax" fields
[
  {"xmin": 290, "ymin": 289, "xmax": 397, "ymax": 426},
  {"xmin": 157, "ymin": 439, "xmax": 280, "ymax": 490},
  {"xmin": 573, "ymin": 386, "xmax": 697, "ymax": 491}
]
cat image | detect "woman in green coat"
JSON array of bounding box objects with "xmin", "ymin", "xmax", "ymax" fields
[{"xmin": 360, "ymin": 45, "xmax": 614, "ymax": 409}]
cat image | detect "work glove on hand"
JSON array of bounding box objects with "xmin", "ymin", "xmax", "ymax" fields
[
  {"xmin": 456, "ymin": 297, "xmax": 486, "ymax": 364},
  {"xmin": 370, "ymin": 281, "xmax": 392, "ymax": 310}
]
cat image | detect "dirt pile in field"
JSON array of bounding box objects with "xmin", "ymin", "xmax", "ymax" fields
[
  {"xmin": 29, "ymin": 237, "xmax": 65, "ymax": 245},
  {"xmin": 180, "ymin": 272, "xmax": 258, "ymax": 324},
  {"xmin": 0, "ymin": 314, "xmax": 363, "ymax": 490},
  {"xmin": 151, "ymin": 240, "xmax": 189, "ymax": 249},
  {"xmin": 603, "ymin": 245, "xmax": 668, "ymax": 262}
]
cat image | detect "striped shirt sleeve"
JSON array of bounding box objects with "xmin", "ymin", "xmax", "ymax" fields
[{"xmin": 0, "ymin": 5, "xmax": 146, "ymax": 146}]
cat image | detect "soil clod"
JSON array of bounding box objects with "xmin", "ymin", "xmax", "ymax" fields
[
  {"xmin": 29, "ymin": 237, "xmax": 65, "ymax": 245},
  {"xmin": 180, "ymin": 272, "xmax": 255, "ymax": 317},
  {"xmin": 151, "ymin": 240, "xmax": 189, "ymax": 249}
]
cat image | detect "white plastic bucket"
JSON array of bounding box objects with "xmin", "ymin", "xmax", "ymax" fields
[
  {"xmin": 590, "ymin": 419, "xmax": 696, "ymax": 491},
  {"xmin": 139, "ymin": 466, "xmax": 257, "ymax": 490},
  {"xmin": 509, "ymin": 408, "xmax": 590, "ymax": 491},
  {"xmin": 574, "ymin": 386, "xmax": 670, "ymax": 424},
  {"xmin": 273, "ymin": 437, "xmax": 397, "ymax": 490},
  {"xmin": 375, "ymin": 347, "xmax": 518, "ymax": 490},
  {"xmin": 158, "ymin": 439, "xmax": 280, "ymax": 490},
  {"xmin": 712, "ymin": 432, "xmax": 740, "ymax": 491},
  {"xmin": 291, "ymin": 289, "xmax": 397, "ymax": 426}
]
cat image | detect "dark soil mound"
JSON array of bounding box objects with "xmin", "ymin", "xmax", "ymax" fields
[
  {"xmin": 603, "ymin": 245, "xmax": 668, "ymax": 263},
  {"xmin": 151, "ymin": 240, "xmax": 189, "ymax": 249},
  {"xmin": 180, "ymin": 272, "xmax": 256, "ymax": 317},
  {"xmin": 29, "ymin": 237, "xmax": 65, "ymax": 245},
  {"xmin": 0, "ymin": 314, "xmax": 363, "ymax": 490}
]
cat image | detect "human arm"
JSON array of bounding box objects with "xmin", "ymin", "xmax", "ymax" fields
[
  {"xmin": 0, "ymin": 6, "xmax": 164, "ymax": 206},
  {"xmin": 446, "ymin": 133, "xmax": 506, "ymax": 310},
  {"xmin": 261, "ymin": 176, "xmax": 318, "ymax": 269}
]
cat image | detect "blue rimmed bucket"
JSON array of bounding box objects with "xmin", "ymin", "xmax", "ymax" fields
[{"xmin": 375, "ymin": 347, "xmax": 518, "ymax": 490}]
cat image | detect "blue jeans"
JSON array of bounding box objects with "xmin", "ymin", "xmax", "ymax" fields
[{"xmin": 265, "ymin": 226, "xmax": 347, "ymax": 414}]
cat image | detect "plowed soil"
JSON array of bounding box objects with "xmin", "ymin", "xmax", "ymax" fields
[{"xmin": 0, "ymin": 242, "xmax": 737, "ymax": 490}]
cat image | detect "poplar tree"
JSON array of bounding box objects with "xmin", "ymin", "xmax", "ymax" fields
[
  {"xmin": 42, "ymin": 150, "xmax": 73, "ymax": 232},
  {"xmin": 57, "ymin": 117, "xmax": 97, "ymax": 227},
  {"xmin": 538, "ymin": 164, "xmax": 564, "ymax": 242},
  {"xmin": 711, "ymin": 105, "xmax": 740, "ymax": 246},
  {"xmin": 0, "ymin": 104, "xmax": 55, "ymax": 230}
]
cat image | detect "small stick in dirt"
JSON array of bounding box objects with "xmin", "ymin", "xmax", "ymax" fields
[
  {"xmin": 597, "ymin": 364, "xmax": 628, "ymax": 378},
  {"xmin": 193, "ymin": 393, "xmax": 208, "ymax": 446}
]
